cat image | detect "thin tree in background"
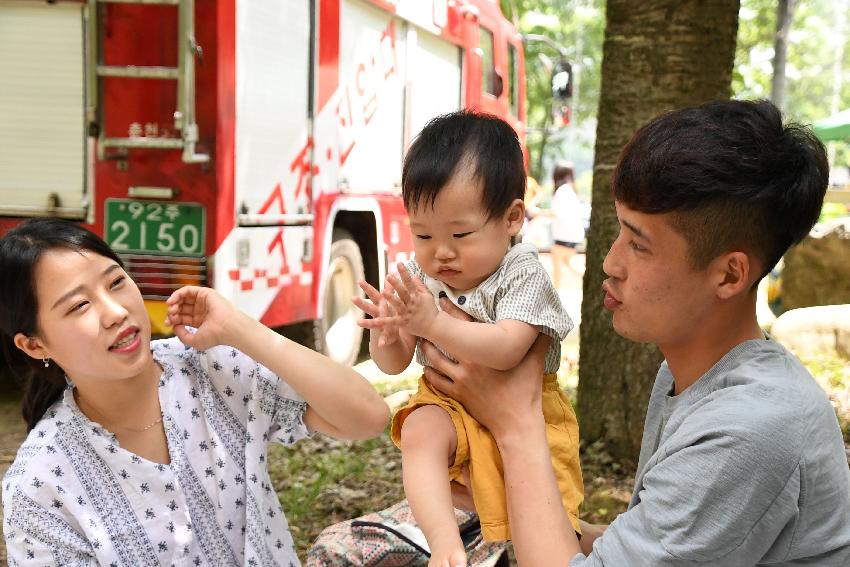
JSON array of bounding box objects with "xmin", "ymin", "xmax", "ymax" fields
[
  {"xmin": 578, "ymin": 0, "xmax": 741, "ymax": 463},
  {"xmin": 771, "ymin": 0, "xmax": 797, "ymax": 111}
]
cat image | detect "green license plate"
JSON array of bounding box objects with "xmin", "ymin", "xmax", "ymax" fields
[{"xmin": 105, "ymin": 199, "xmax": 205, "ymax": 256}]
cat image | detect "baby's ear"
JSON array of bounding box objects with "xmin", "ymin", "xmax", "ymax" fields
[{"xmin": 506, "ymin": 199, "xmax": 525, "ymax": 235}]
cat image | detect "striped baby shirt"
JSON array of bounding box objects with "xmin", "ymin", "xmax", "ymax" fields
[{"xmin": 406, "ymin": 242, "xmax": 573, "ymax": 373}]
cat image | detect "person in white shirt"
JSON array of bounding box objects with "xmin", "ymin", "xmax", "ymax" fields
[
  {"xmin": 0, "ymin": 218, "xmax": 389, "ymax": 566},
  {"xmin": 549, "ymin": 162, "xmax": 585, "ymax": 289}
]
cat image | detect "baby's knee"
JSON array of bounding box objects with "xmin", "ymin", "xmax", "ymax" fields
[{"xmin": 400, "ymin": 405, "xmax": 457, "ymax": 455}]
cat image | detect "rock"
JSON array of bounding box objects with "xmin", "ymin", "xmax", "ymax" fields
[
  {"xmin": 770, "ymin": 304, "xmax": 850, "ymax": 360},
  {"xmin": 781, "ymin": 218, "xmax": 850, "ymax": 311}
]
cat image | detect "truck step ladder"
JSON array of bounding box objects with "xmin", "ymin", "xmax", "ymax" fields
[{"xmin": 86, "ymin": 0, "xmax": 209, "ymax": 163}]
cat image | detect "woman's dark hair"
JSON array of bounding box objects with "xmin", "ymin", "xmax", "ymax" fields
[
  {"xmin": 552, "ymin": 162, "xmax": 575, "ymax": 188},
  {"xmin": 402, "ymin": 110, "xmax": 526, "ymax": 220},
  {"xmin": 0, "ymin": 218, "xmax": 124, "ymax": 431},
  {"xmin": 612, "ymin": 99, "xmax": 828, "ymax": 278}
]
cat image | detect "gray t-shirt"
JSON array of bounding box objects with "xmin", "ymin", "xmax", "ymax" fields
[{"xmin": 571, "ymin": 338, "xmax": 850, "ymax": 566}]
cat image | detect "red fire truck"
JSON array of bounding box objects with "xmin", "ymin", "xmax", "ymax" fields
[{"xmin": 0, "ymin": 0, "xmax": 527, "ymax": 365}]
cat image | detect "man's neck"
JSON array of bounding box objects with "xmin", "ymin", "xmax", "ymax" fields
[{"xmin": 661, "ymin": 297, "xmax": 765, "ymax": 396}]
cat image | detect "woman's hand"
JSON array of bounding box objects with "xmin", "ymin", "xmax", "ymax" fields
[
  {"xmin": 166, "ymin": 286, "xmax": 246, "ymax": 351},
  {"xmin": 421, "ymin": 298, "xmax": 549, "ymax": 442},
  {"xmin": 167, "ymin": 286, "xmax": 389, "ymax": 440}
]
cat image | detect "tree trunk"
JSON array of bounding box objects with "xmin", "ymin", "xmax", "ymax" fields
[
  {"xmin": 771, "ymin": 0, "xmax": 796, "ymax": 111},
  {"xmin": 578, "ymin": 0, "xmax": 740, "ymax": 464}
]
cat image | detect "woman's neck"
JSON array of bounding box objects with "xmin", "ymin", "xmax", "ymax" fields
[{"xmin": 73, "ymin": 360, "xmax": 163, "ymax": 430}]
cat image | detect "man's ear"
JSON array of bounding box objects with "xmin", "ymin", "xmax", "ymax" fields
[
  {"xmin": 13, "ymin": 333, "xmax": 47, "ymax": 361},
  {"xmin": 714, "ymin": 251, "xmax": 754, "ymax": 299},
  {"xmin": 506, "ymin": 199, "xmax": 526, "ymax": 236}
]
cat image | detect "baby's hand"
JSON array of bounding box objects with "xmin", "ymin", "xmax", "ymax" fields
[
  {"xmin": 353, "ymin": 280, "xmax": 400, "ymax": 347},
  {"xmin": 383, "ymin": 263, "xmax": 439, "ymax": 338}
]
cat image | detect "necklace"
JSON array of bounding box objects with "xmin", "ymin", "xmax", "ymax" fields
[
  {"xmin": 126, "ymin": 414, "xmax": 164, "ymax": 433},
  {"xmin": 76, "ymin": 392, "xmax": 163, "ymax": 433}
]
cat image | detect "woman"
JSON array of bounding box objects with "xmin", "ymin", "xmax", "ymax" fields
[
  {"xmin": 549, "ymin": 162, "xmax": 585, "ymax": 289},
  {"xmin": 0, "ymin": 218, "xmax": 389, "ymax": 565}
]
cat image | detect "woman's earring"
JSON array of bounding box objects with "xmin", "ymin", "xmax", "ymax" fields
[{"xmin": 43, "ymin": 357, "xmax": 49, "ymax": 368}]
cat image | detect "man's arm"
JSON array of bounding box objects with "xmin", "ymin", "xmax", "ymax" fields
[
  {"xmin": 425, "ymin": 300, "xmax": 799, "ymax": 566},
  {"xmin": 495, "ymin": 400, "xmax": 582, "ymax": 564}
]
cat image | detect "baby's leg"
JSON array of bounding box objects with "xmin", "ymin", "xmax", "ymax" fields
[{"xmin": 400, "ymin": 405, "xmax": 467, "ymax": 567}]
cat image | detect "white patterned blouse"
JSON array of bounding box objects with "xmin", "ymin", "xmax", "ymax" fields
[{"xmin": 2, "ymin": 337, "xmax": 310, "ymax": 566}]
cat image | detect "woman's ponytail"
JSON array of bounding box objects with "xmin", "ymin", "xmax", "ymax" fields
[
  {"xmin": 0, "ymin": 337, "xmax": 66, "ymax": 432},
  {"xmin": 22, "ymin": 365, "xmax": 67, "ymax": 432}
]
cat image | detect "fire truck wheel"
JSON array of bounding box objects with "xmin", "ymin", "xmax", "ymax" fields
[{"xmin": 313, "ymin": 231, "xmax": 365, "ymax": 366}]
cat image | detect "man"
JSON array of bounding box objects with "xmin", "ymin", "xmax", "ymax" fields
[{"xmin": 424, "ymin": 99, "xmax": 850, "ymax": 566}]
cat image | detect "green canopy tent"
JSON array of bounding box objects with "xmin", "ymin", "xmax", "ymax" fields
[
  {"xmin": 812, "ymin": 110, "xmax": 850, "ymax": 206},
  {"xmin": 812, "ymin": 109, "xmax": 850, "ymax": 142}
]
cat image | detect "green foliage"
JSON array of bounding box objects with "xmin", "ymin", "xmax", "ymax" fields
[
  {"xmin": 503, "ymin": 0, "xmax": 850, "ymax": 181},
  {"xmin": 268, "ymin": 432, "xmax": 405, "ymax": 559},
  {"xmin": 502, "ymin": 0, "xmax": 605, "ymax": 183},
  {"xmin": 804, "ymin": 354, "xmax": 850, "ymax": 391},
  {"xmin": 734, "ymin": 0, "xmax": 850, "ymax": 166},
  {"xmin": 801, "ymin": 354, "xmax": 850, "ymax": 443}
]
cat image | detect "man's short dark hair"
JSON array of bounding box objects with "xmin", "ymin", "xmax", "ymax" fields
[
  {"xmin": 402, "ymin": 110, "xmax": 525, "ymax": 220},
  {"xmin": 613, "ymin": 99, "xmax": 828, "ymax": 277}
]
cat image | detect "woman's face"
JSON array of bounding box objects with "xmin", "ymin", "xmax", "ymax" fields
[{"xmin": 20, "ymin": 249, "xmax": 153, "ymax": 386}]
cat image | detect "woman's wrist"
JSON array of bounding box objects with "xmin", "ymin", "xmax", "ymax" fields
[{"xmin": 225, "ymin": 310, "xmax": 267, "ymax": 353}]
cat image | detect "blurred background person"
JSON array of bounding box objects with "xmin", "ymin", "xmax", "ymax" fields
[{"xmin": 550, "ymin": 162, "xmax": 585, "ymax": 288}]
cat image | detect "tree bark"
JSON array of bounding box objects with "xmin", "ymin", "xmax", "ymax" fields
[
  {"xmin": 771, "ymin": 0, "xmax": 796, "ymax": 111},
  {"xmin": 578, "ymin": 0, "xmax": 740, "ymax": 463}
]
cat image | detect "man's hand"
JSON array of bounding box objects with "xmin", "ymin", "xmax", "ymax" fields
[
  {"xmin": 421, "ymin": 298, "xmax": 549, "ymax": 441},
  {"xmin": 577, "ymin": 521, "xmax": 608, "ymax": 555}
]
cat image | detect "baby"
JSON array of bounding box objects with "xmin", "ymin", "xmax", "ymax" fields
[{"xmin": 355, "ymin": 111, "xmax": 583, "ymax": 567}]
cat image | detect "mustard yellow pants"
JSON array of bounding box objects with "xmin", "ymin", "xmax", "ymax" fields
[{"xmin": 391, "ymin": 373, "xmax": 583, "ymax": 541}]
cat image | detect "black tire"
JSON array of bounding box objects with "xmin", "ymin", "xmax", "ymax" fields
[{"xmin": 311, "ymin": 230, "xmax": 365, "ymax": 366}]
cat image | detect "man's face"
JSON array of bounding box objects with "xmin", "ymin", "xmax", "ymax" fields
[{"xmin": 602, "ymin": 202, "xmax": 718, "ymax": 348}]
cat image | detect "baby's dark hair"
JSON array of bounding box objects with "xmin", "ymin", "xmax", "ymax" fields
[
  {"xmin": 402, "ymin": 110, "xmax": 525, "ymax": 220},
  {"xmin": 613, "ymin": 99, "xmax": 828, "ymax": 278},
  {"xmin": 0, "ymin": 218, "xmax": 125, "ymax": 431}
]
